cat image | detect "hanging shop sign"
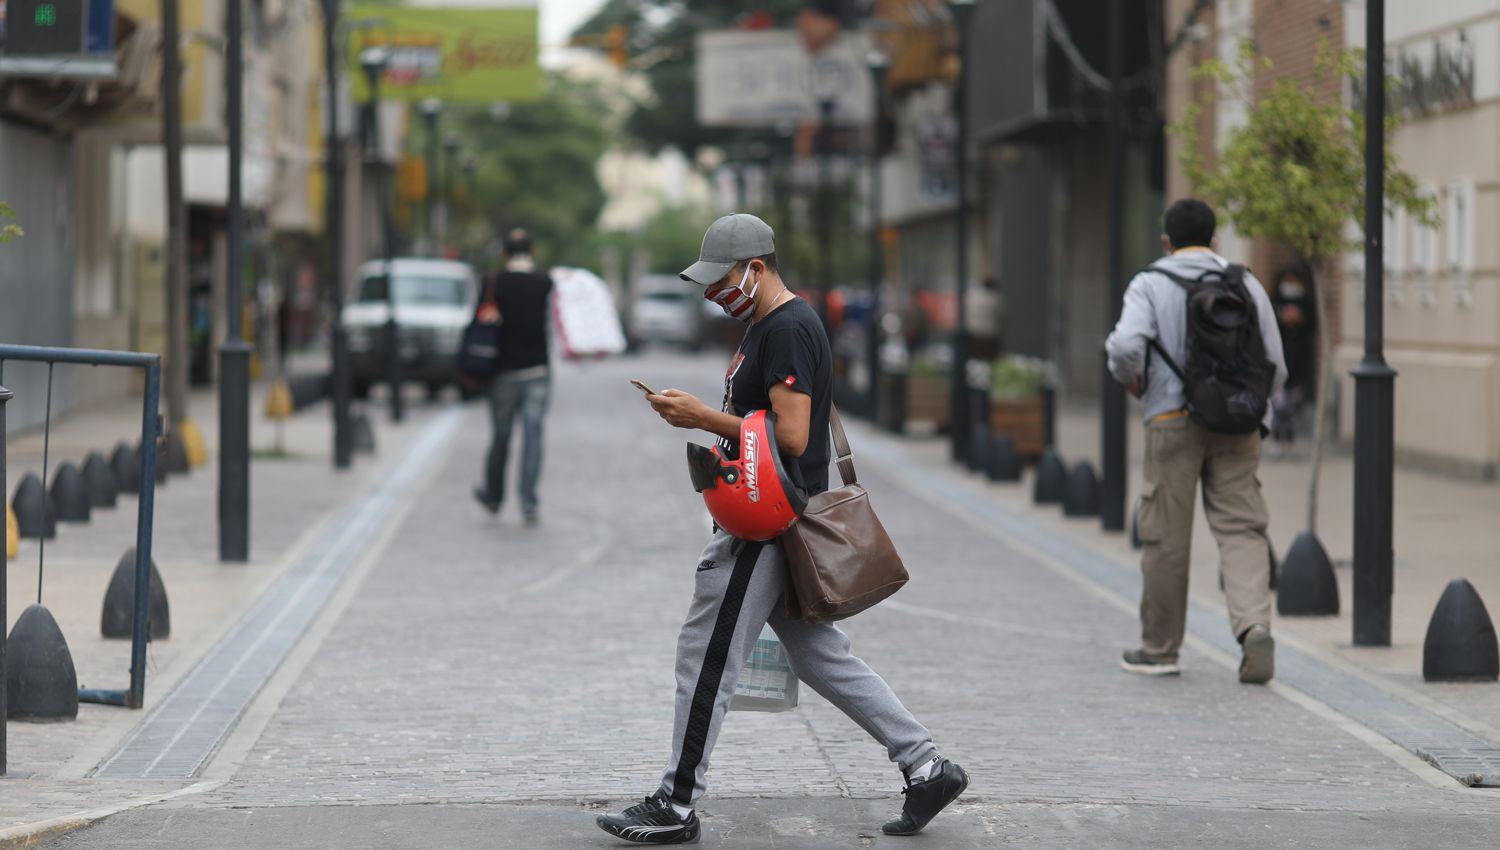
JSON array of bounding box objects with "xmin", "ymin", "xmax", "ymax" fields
[{"xmin": 347, "ymin": 3, "xmax": 540, "ymax": 104}]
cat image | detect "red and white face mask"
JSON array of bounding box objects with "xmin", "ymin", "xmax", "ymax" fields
[{"xmin": 708, "ymin": 263, "xmax": 760, "ymax": 322}]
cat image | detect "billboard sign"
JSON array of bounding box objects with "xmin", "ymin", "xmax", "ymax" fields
[
  {"xmin": 348, "ymin": 3, "xmax": 540, "ymax": 104},
  {"xmin": 696, "ymin": 29, "xmax": 873, "ymax": 128}
]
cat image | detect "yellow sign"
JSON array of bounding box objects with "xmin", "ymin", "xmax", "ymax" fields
[
  {"xmin": 348, "ymin": 4, "xmax": 541, "ymax": 104},
  {"xmin": 7, "ymin": 501, "xmax": 18, "ymax": 559},
  {"xmin": 397, "ymin": 155, "xmax": 428, "ymax": 202}
]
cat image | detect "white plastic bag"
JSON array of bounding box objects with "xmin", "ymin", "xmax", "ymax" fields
[
  {"xmin": 731, "ymin": 625, "xmax": 800, "ymax": 712},
  {"xmin": 550, "ymin": 266, "xmax": 626, "ymax": 358}
]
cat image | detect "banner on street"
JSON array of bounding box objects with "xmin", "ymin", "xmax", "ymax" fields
[
  {"xmin": 347, "ymin": 3, "xmax": 540, "ymax": 104},
  {"xmin": 696, "ymin": 29, "xmax": 873, "ymax": 128}
]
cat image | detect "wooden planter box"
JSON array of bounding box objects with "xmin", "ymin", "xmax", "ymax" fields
[
  {"xmin": 905, "ymin": 373, "xmax": 950, "ymax": 430},
  {"xmin": 990, "ymin": 394, "xmax": 1046, "ymax": 458}
]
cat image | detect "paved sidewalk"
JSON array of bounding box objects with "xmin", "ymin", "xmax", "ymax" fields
[
  {"xmin": 2, "ymin": 378, "xmax": 446, "ymax": 829},
  {"xmin": 1039, "ymin": 399, "xmax": 1500, "ymax": 740}
]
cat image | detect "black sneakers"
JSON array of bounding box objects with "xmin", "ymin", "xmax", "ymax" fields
[
  {"xmin": 1120, "ymin": 648, "xmax": 1181, "ymax": 676},
  {"xmin": 596, "ymin": 792, "xmax": 700, "ymax": 845},
  {"xmin": 882, "ymin": 758, "xmax": 969, "ymax": 836},
  {"xmin": 472, "ymin": 486, "xmax": 500, "ymax": 515}
]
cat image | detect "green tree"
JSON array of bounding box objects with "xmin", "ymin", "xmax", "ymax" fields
[
  {"xmin": 0, "ymin": 202, "xmax": 21, "ymax": 243},
  {"xmin": 1171, "ymin": 40, "xmax": 1436, "ymax": 536},
  {"xmin": 422, "ymin": 74, "xmax": 611, "ymax": 269}
]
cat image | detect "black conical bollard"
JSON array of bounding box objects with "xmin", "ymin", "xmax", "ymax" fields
[
  {"xmin": 352, "ymin": 410, "xmax": 376, "ymax": 455},
  {"xmin": 1276, "ymin": 532, "xmax": 1339, "ymax": 616},
  {"xmin": 165, "ymin": 430, "xmax": 191, "ymax": 474},
  {"xmin": 1062, "ymin": 461, "xmax": 1101, "ymax": 517},
  {"xmin": 985, "ymin": 434, "xmax": 1022, "ymax": 482},
  {"xmin": 13, "ymin": 472, "xmax": 55, "ymax": 539},
  {"xmin": 1423, "ymin": 578, "xmax": 1499, "ymax": 682},
  {"xmin": 101, "ymin": 548, "xmax": 171, "ymax": 640},
  {"xmin": 82, "ymin": 451, "xmax": 117, "ymax": 509},
  {"xmin": 50, "ymin": 461, "xmax": 91, "ymax": 523},
  {"xmin": 966, "ymin": 425, "xmax": 991, "ymax": 473},
  {"xmin": 112, "ymin": 442, "xmax": 141, "ymax": 494},
  {"xmin": 6, "ymin": 604, "xmax": 79, "ymax": 721},
  {"xmin": 1033, "ymin": 449, "xmax": 1067, "ymax": 505}
]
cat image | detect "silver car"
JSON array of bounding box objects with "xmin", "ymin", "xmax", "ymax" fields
[
  {"xmin": 628, "ymin": 274, "xmax": 708, "ymax": 350},
  {"xmin": 342, "ymin": 258, "xmax": 480, "ymax": 399}
]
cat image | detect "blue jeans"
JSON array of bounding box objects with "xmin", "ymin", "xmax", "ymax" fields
[{"xmin": 484, "ymin": 370, "xmax": 550, "ymax": 514}]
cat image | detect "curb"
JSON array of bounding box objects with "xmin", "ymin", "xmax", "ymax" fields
[{"xmin": 0, "ymin": 781, "xmax": 220, "ymax": 848}]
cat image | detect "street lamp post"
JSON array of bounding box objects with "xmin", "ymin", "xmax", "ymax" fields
[
  {"xmin": 219, "ymin": 0, "xmax": 251, "ymax": 561},
  {"xmin": 420, "ymin": 97, "xmax": 442, "ymax": 256},
  {"xmin": 361, "ymin": 47, "xmax": 403, "ymax": 423},
  {"xmin": 461, "ymin": 154, "xmax": 477, "ymax": 264},
  {"xmin": 1100, "ymin": 0, "xmax": 1128, "ymax": 531},
  {"xmin": 817, "ymin": 97, "xmax": 836, "ymax": 332},
  {"xmin": 948, "ymin": 0, "xmax": 975, "ymax": 464},
  {"xmin": 321, "ymin": 0, "xmax": 351, "ymax": 469},
  {"xmin": 443, "ymin": 134, "xmax": 460, "ymax": 253},
  {"xmin": 867, "ymin": 50, "xmax": 890, "ymax": 422},
  {"xmin": 1353, "ymin": 0, "xmax": 1394, "ymax": 646}
]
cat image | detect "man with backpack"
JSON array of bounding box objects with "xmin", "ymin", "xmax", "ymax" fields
[{"xmin": 1105, "ymin": 199, "xmax": 1287, "ymax": 684}]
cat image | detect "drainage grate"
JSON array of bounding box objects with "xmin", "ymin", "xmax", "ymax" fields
[
  {"xmin": 856, "ymin": 430, "xmax": 1500, "ymax": 789},
  {"xmin": 94, "ymin": 408, "xmax": 462, "ymax": 779}
]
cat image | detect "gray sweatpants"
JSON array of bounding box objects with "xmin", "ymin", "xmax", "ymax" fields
[{"xmin": 660, "ymin": 532, "xmax": 936, "ymax": 806}]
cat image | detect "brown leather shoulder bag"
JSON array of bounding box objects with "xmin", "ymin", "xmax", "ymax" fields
[{"xmin": 780, "ymin": 406, "xmax": 907, "ymax": 623}]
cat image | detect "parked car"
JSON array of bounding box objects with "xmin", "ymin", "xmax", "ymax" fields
[
  {"xmin": 627, "ymin": 274, "xmax": 706, "ymax": 350},
  {"xmin": 342, "ymin": 258, "xmax": 480, "ymax": 399}
]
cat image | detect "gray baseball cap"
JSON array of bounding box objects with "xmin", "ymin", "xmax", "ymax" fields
[{"xmin": 679, "ymin": 214, "xmax": 776, "ymax": 286}]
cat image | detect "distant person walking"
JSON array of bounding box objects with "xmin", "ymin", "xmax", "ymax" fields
[
  {"xmin": 472, "ymin": 228, "xmax": 553, "ymax": 526},
  {"xmin": 1269, "ymin": 264, "xmax": 1318, "ymax": 453},
  {"xmin": 1105, "ymin": 199, "xmax": 1287, "ymax": 683}
]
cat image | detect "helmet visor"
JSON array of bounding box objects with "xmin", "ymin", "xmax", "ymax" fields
[{"xmin": 686, "ymin": 443, "xmax": 722, "ymax": 493}]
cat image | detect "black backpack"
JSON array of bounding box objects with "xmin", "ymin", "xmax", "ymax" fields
[{"xmin": 1145, "ymin": 263, "xmax": 1276, "ymax": 435}]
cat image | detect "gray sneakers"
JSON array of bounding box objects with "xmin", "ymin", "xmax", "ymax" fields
[
  {"xmin": 1120, "ymin": 648, "xmax": 1181, "ymax": 676},
  {"xmin": 1238, "ymin": 624, "xmax": 1275, "ymax": 684}
]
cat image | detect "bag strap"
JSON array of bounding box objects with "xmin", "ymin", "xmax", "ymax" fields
[
  {"xmin": 1146, "ymin": 337, "xmax": 1186, "ymax": 382},
  {"xmin": 829, "ymin": 405, "xmax": 857, "ymax": 487}
]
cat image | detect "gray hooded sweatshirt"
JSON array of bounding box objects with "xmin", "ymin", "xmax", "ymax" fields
[{"xmin": 1105, "ymin": 249, "xmax": 1288, "ymax": 428}]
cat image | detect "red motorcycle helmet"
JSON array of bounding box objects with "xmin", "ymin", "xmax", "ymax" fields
[{"xmin": 686, "ymin": 410, "xmax": 807, "ymax": 541}]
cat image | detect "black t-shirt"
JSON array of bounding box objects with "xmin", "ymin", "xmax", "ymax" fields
[
  {"xmin": 483, "ymin": 269, "xmax": 553, "ymax": 372},
  {"xmin": 719, "ymin": 298, "xmax": 833, "ymax": 496}
]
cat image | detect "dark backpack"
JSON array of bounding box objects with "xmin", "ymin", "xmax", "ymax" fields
[{"xmin": 1145, "ymin": 263, "xmax": 1276, "ymax": 435}]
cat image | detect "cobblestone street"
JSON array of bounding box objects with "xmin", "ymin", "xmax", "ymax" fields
[{"xmin": 29, "ymin": 352, "xmax": 1500, "ymax": 848}]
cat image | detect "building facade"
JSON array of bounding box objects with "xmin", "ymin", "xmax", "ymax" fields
[{"xmin": 1165, "ymin": 0, "xmax": 1500, "ymax": 477}]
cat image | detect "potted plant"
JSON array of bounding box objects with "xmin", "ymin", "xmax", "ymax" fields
[
  {"xmin": 904, "ymin": 348, "xmax": 951, "ymax": 431},
  {"xmin": 988, "ymin": 354, "xmax": 1049, "ymax": 459}
]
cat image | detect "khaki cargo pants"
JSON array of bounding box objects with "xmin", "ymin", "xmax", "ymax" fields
[{"xmin": 1136, "ymin": 415, "xmax": 1273, "ymax": 660}]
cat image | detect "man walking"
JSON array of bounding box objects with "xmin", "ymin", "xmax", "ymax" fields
[
  {"xmin": 472, "ymin": 228, "xmax": 552, "ymax": 525},
  {"xmin": 1105, "ymin": 199, "xmax": 1287, "ymax": 683},
  {"xmin": 596, "ymin": 214, "xmax": 967, "ymax": 844}
]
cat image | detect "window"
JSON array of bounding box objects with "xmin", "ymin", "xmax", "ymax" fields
[
  {"xmin": 357, "ymin": 275, "xmax": 470, "ymax": 306},
  {"xmin": 1446, "ymin": 179, "xmax": 1474, "ymax": 273},
  {"xmin": 1383, "ymin": 206, "xmax": 1405, "ymax": 306}
]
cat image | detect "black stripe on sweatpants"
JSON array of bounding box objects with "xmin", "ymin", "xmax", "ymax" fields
[{"xmin": 669, "ymin": 540, "xmax": 764, "ymax": 806}]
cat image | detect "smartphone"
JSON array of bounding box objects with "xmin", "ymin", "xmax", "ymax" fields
[{"xmin": 630, "ymin": 379, "xmax": 658, "ymax": 397}]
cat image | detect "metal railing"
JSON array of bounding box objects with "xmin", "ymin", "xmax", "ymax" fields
[{"xmin": 0, "ymin": 344, "xmax": 161, "ymax": 775}]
